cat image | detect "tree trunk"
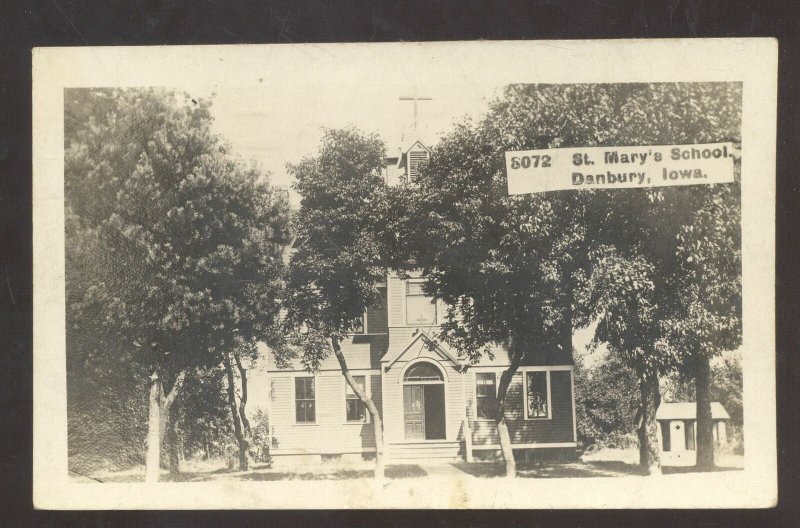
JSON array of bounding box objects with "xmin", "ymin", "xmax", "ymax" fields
[
  {"xmin": 695, "ymin": 355, "xmax": 715, "ymax": 470},
  {"xmin": 233, "ymin": 351, "xmax": 253, "ymax": 467},
  {"xmin": 154, "ymin": 370, "xmax": 187, "ymax": 480},
  {"xmin": 331, "ymin": 338, "xmax": 385, "ymax": 480},
  {"xmin": 145, "ymin": 371, "xmax": 162, "ymax": 483},
  {"xmin": 495, "ymin": 342, "xmax": 524, "ymax": 478},
  {"xmin": 223, "ymin": 353, "xmax": 249, "ymax": 471},
  {"xmin": 637, "ymin": 371, "xmax": 662, "ymax": 476},
  {"xmin": 167, "ymin": 419, "xmax": 180, "ymax": 478}
]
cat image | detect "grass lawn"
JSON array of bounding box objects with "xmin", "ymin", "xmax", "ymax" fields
[{"xmin": 72, "ymin": 446, "xmax": 744, "ymax": 483}]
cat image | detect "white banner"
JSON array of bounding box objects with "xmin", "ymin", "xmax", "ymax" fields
[{"xmin": 505, "ymin": 142, "xmax": 736, "ymax": 195}]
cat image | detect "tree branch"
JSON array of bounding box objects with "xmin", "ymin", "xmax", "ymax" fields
[{"xmin": 162, "ymin": 370, "xmax": 187, "ymax": 415}]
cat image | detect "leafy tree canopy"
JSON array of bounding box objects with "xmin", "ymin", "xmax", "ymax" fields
[
  {"xmin": 405, "ymin": 83, "xmax": 742, "ymax": 373},
  {"xmin": 282, "ymin": 127, "xmax": 388, "ymax": 358},
  {"xmin": 65, "ymin": 87, "xmax": 291, "ymax": 382}
]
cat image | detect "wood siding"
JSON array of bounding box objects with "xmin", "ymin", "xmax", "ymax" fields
[
  {"xmin": 270, "ymin": 371, "xmax": 382, "ymax": 454},
  {"xmin": 267, "ymin": 334, "xmax": 387, "ymax": 371},
  {"xmin": 266, "ymin": 273, "xmax": 576, "ymax": 456},
  {"xmin": 465, "ymin": 369, "xmax": 575, "ymax": 446}
]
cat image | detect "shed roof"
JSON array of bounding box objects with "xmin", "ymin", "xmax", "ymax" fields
[{"xmin": 656, "ymin": 402, "xmax": 730, "ymax": 420}]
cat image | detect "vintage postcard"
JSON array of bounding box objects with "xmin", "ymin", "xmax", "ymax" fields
[{"xmin": 33, "ymin": 39, "xmax": 777, "ymax": 509}]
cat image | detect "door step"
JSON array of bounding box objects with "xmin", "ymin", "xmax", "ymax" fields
[{"xmin": 387, "ymin": 441, "xmax": 463, "ymax": 463}]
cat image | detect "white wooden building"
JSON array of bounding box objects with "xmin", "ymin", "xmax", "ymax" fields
[{"xmin": 656, "ymin": 402, "xmax": 730, "ymax": 466}]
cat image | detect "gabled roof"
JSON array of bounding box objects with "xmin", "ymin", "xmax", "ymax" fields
[
  {"xmin": 656, "ymin": 402, "xmax": 730, "ymax": 421},
  {"xmin": 382, "ymin": 329, "xmax": 461, "ymax": 370},
  {"xmin": 396, "ymin": 140, "xmax": 430, "ymax": 170}
]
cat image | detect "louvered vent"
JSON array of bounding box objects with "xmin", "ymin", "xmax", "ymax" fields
[{"xmin": 407, "ymin": 149, "xmax": 429, "ymax": 182}]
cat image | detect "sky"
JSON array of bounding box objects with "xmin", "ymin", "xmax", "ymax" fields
[{"xmin": 177, "ymin": 80, "xmax": 504, "ymax": 206}]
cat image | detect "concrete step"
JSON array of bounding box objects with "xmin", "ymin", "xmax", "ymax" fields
[
  {"xmin": 389, "ymin": 452, "xmax": 462, "ymax": 459},
  {"xmin": 387, "ymin": 441, "xmax": 463, "ymax": 462},
  {"xmin": 389, "ymin": 445, "xmax": 460, "ymax": 453},
  {"xmin": 389, "ymin": 441, "xmax": 460, "ymax": 448},
  {"xmin": 389, "ymin": 445, "xmax": 461, "ymax": 452},
  {"xmin": 389, "ymin": 458, "xmax": 462, "ymax": 465}
]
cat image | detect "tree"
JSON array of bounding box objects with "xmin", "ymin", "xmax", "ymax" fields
[
  {"xmin": 587, "ymin": 83, "xmax": 742, "ymax": 471},
  {"xmin": 710, "ymin": 351, "xmax": 743, "ymax": 435},
  {"xmin": 576, "ymin": 244, "xmax": 674, "ymax": 474},
  {"xmin": 64, "ymin": 88, "xmax": 290, "ymax": 481},
  {"xmin": 573, "ymin": 350, "xmax": 640, "ymax": 452},
  {"xmin": 404, "ymin": 82, "xmax": 741, "ymax": 476},
  {"xmin": 662, "ymin": 348, "xmax": 743, "ymax": 443},
  {"xmin": 280, "ymin": 127, "xmax": 389, "ymax": 479},
  {"xmin": 171, "ymin": 366, "xmax": 235, "ymax": 465},
  {"xmin": 402, "ymin": 111, "xmax": 586, "ymax": 477},
  {"xmin": 557, "ymin": 83, "xmax": 740, "ymax": 473},
  {"xmin": 221, "ymin": 341, "xmax": 268, "ymax": 471},
  {"xmin": 249, "ymin": 407, "xmax": 272, "ymax": 464},
  {"xmin": 660, "ymin": 184, "xmax": 742, "ymax": 469}
]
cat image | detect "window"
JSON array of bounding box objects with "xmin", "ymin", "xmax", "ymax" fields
[
  {"xmin": 476, "ymin": 372, "xmax": 498, "ymax": 419},
  {"xmin": 524, "ymin": 371, "xmax": 550, "ymax": 419},
  {"xmin": 345, "ymin": 375, "xmax": 367, "ymax": 422},
  {"xmin": 685, "ymin": 421, "xmax": 696, "ymax": 450},
  {"xmin": 406, "ymin": 281, "xmax": 437, "ymax": 326},
  {"xmin": 353, "ymin": 313, "xmax": 366, "ymax": 334},
  {"xmin": 295, "ymin": 377, "xmax": 315, "ymax": 423},
  {"xmin": 403, "ymin": 362, "xmax": 444, "ymax": 382}
]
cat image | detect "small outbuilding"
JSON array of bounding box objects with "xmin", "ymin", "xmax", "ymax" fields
[{"xmin": 656, "ymin": 402, "xmax": 731, "ymax": 466}]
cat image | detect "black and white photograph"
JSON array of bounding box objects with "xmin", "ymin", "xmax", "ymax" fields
[{"xmin": 32, "ymin": 40, "xmax": 777, "ymax": 509}]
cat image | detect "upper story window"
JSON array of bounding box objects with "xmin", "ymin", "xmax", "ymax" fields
[
  {"xmin": 405, "ymin": 281, "xmax": 437, "ymax": 326},
  {"xmin": 295, "ymin": 377, "xmax": 316, "ymax": 423},
  {"xmin": 352, "ymin": 287, "xmax": 387, "ymax": 334},
  {"xmin": 524, "ymin": 370, "xmax": 551, "ymax": 419},
  {"xmin": 476, "ymin": 372, "xmax": 498, "ymax": 419},
  {"xmin": 353, "ymin": 312, "xmax": 366, "ymax": 334}
]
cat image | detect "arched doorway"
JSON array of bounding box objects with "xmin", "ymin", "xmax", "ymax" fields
[{"xmin": 402, "ymin": 361, "xmax": 446, "ymax": 440}]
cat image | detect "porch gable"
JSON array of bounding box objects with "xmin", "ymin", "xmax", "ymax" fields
[{"xmin": 381, "ymin": 330, "xmax": 462, "ymax": 372}]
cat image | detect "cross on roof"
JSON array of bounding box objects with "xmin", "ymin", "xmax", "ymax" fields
[{"xmin": 399, "ymin": 90, "xmax": 432, "ymax": 134}]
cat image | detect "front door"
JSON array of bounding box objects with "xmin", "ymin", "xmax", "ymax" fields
[{"xmin": 403, "ymin": 385, "xmax": 425, "ymax": 439}]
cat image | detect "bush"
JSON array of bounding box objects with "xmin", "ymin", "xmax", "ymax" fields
[
  {"xmin": 250, "ymin": 408, "xmax": 272, "ymax": 464},
  {"xmin": 574, "ymin": 350, "xmax": 640, "ymax": 452}
]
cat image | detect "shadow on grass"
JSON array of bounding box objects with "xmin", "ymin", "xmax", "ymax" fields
[
  {"xmin": 449, "ymin": 461, "xmax": 636, "ymax": 479},
  {"xmin": 239, "ymin": 469, "xmax": 372, "ymax": 481},
  {"xmin": 451, "ymin": 459, "xmax": 744, "ymax": 479},
  {"xmin": 169, "ymin": 466, "xmax": 236, "ymax": 482},
  {"xmin": 187, "ymin": 464, "xmax": 428, "ymax": 482},
  {"xmin": 453, "ymin": 459, "xmax": 749, "ymax": 478},
  {"xmin": 661, "ymin": 465, "xmax": 743, "ymax": 475},
  {"xmin": 76, "ymin": 460, "xmax": 743, "ymax": 483}
]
